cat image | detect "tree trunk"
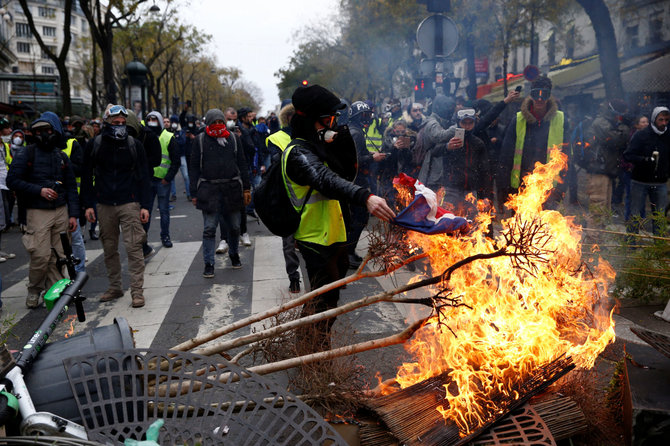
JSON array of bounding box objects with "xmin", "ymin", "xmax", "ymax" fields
[
  {"xmin": 576, "ymin": 0, "xmax": 624, "ymax": 99},
  {"xmin": 465, "ymin": 38, "xmax": 477, "ymax": 100},
  {"xmin": 502, "ymin": 43, "xmax": 509, "ymax": 97},
  {"xmin": 56, "ymin": 60, "xmax": 72, "ymax": 115},
  {"xmin": 529, "ymin": 18, "xmax": 538, "ymax": 67},
  {"xmin": 91, "ymin": 38, "xmax": 98, "ymax": 116},
  {"xmin": 102, "ymin": 38, "xmax": 116, "ymax": 104}
]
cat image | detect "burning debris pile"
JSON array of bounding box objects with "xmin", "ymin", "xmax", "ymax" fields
[{"xmin": 375, "ymin": 148, "xmax": 616, "ymax": 438}]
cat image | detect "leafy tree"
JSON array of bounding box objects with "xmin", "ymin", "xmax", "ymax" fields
[{"xmin": 17, "ymin": 0, "xmax": 75, "ymax": 115}]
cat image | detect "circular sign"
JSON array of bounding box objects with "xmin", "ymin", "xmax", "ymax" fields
[
  {"xmin": 416, "ymin": 14, "xmax": 459, "ymax": 58},
  {"xmin": 523, "ymin": 65, "xmax": 540, "ymax": 81}
]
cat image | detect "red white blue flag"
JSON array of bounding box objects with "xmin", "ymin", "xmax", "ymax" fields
[{"xmin": 392, "ymin": 174, "xmax": 470, "ymax": 235}]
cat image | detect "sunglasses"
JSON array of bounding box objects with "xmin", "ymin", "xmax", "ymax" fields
[
  {"xmin": 107, "ymin": 104, "xmax": 128, "ymax": 118},
  {"xmin": 318, "ymin": 114, "xmax": 337, "ymax": 129},
  {"xmin": 530, "ymin": 88, "xmax": 551, "ymax": 100},
  {"xmin": 411, "ymin": 108, "xmax": 423, "ymax": 112}
]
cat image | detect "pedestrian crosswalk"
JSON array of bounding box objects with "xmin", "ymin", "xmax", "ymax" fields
[{"xmin": 1, "ymin": 234, "xmax": 419, "ymax": 355}]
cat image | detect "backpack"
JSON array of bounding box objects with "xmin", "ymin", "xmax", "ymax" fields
[
  {"xmin": 253, "ymin": 141, "xmax": 312, "ymax": 237},
  {"xmin": 90, "ymin": 134, "xmax": 139, "ymax": 178}
]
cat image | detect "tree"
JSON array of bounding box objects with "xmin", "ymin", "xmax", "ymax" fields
[
  {"xmin": 18, "ymin": 0, "xmax": 75, "ymax": 115},
  {"xmin": 576, "ymin": 0, "xmax": 624, "ymax": 100},
  {"xmin": 79, "ymin": 0, "xmax": 146, "ymax": 104}
]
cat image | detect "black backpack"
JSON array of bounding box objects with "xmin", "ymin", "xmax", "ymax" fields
[{"xmin": 253, "ymin": 141, "xmax": 312, "ymax": 237}]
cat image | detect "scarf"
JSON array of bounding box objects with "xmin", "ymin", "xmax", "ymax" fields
[{"xmin": 206, "ymin": 123, "xmax": 230, "ymax": 139}]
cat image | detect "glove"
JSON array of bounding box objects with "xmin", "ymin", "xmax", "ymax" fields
[
  {"xmin": 243, "ymin": 189, "xmax": 252, "ymax": 206},
  {"xmin": 124, "ymin": 419, "xmax": 164, "ymax": 445}
]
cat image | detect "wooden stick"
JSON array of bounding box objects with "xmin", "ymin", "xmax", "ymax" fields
[
  {"xmin": 581, "ymin": 227, "xmax": 670, "ymax": 242},
  {"xmin": 169, "ymin": 252, "xmax": 429, "ymax": 352}
]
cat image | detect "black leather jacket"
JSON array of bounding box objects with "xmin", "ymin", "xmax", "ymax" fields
[{"xmin": 284, "ymin": 137, "xmax": 369, "ymax": 207}]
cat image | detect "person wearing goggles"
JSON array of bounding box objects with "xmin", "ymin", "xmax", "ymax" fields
[{"xmin": 498, "ymin": 75, "xmax": 569, "ymax": 211}]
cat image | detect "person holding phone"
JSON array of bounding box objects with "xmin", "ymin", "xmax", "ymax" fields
[
  {"xmin": 441, "ymin": 109, "xmax": 491, "ymax": 218},
  {"xmin": 379, "ymin": 119, "xmax": 416, "ymax": 206}
]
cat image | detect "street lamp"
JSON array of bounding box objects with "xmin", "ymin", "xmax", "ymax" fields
[
  {"xmin": 149, "ymin": 1, "xmax": 160, "ymax": 13},
  {"xmin": 123, "ymin": 59, "xmax": 149, "ymax": 119}
]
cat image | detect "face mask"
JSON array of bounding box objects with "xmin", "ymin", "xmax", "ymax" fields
[
  {"xmin": 1, "ymin": 135, "xmax": 9, "ymax": 143},
  {"xmin": 102, "ymin": 124, "xmax": 128, "ymax": 141},
  {"xmin": 147, "ymin": 121, "xmax": 159, "ymax": 127},
  {"xmin": 35, "ymin": 132, "xmax": 57, "ymax": 148},
  {"xmin": 226, "ymin": 120, "xmax": 236, "ymax": 130},
  {"xmin": 318, "ymin": 128, "xmax": 337, "ymax": 143},
  {"xmin": 171, "ymin": 123, "xmax": 178, "ymax": 129},
  {"xmin": 12, "ymin": 136, "xmax": 22, "ymax": 145}
]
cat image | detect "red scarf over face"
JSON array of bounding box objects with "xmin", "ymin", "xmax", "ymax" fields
[{"xmin": 206, "ymin": 123, "xmax": 230, "ymax": 138}]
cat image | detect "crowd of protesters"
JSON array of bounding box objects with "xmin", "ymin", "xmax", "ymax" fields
[{"xmin": 0, "ymin": 78, "xmax": 667, "ymax": 319}]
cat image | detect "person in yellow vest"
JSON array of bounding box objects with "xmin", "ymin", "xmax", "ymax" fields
[
  {"xmin": 62, "ymin": 136, "xmax": 87, "ymax": 273},
  {"xmin": 283, "ymin": 85, "xmax": 395, "ymax": 352},
  {"xmin": 498, "ymin": 75, "xmax": 569, "ymax": 210},
  {"xmin": 265, "ymin": 103, "xmax": 302, "ymax": 294},
  {"xmin": 144, "ymin": 111, "xmax": 181, "ymax": 248}
]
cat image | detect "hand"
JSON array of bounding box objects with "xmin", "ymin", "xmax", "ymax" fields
[
  {"xmin": 161, "ymin": 179, "xmax": 169, "ymax": 185},
  {"xmin": 260, "ymin": 165, "xmax": 266, "ymax": 175},
  {"xmin": 85, "ymin": 208, "xmax": 96, "ymax": 223},
  {"xmin": 448, "ymin": 138, "xmax": 463, "ymax": 150},
  {"xmin": 140, "ymin": 208, "xmax": 150, "ymax": 224},
  {"xmin": 68, "ymin": 217, "xmax": 78, "ymax": 232},
  {"xmin": 490, "ymin": 137, "xmax": 498, "ymax": 144},
  {"xmin": 41, "ymin": 187, "xmax": 58, "ymax": 201},
  {"xmin": 191, "ymin": 198, "xmax": 197, "ymax": 206},
  {"xmin": 504, "ymin": 89, "xmax": 521, "ymax": 104},
  {"xmin": 243, "ymin": 189, "xmax": 252, "ymax": 206},
  {"xmin": 366, "ymin": 195, "xmax": 396, "ymax": 222},
  {"xmin": 395, "ymin": 138, "xmax": 409, "ymax": 149},
  {"xmin": 372, "ymin": 152, "xmax": 387, "ymax": 162}
]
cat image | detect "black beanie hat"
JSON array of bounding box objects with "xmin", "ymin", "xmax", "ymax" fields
[
  {"xmin": 292, "ymin": 85, "xmax": 345, "ymax": 119},
  {"xmin": 531, "ymin": 75, "xmax": 552, "ymax": 91}
]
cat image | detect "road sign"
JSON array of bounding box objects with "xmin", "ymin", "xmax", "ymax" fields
[{"xmin": 416, "ymin": 14, "xmax": 459, "ymax": 58}]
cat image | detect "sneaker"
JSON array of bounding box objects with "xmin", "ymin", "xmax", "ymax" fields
[
  {"xmin": 0, "ymin": 251, "xmax": 15, "ymax": 259},
  {"xmin": 26, "ymin": 293, "xmax": 40, "ymax": 309},
  {"xmin": 161, "ymin": 237, "xmax": 173, "ymax": 248},
  {"xmin": 169, "ymin": 205, "xmax": 175, "ymax": 211},
  {"xmin": 203, "ymin": 263, "xmax": 215, "ymax": 278},
  {"xmin": 169, "ymin": 195, "xmax": 177, "ymax": 202},
  {"xmin": 241, "ymin": 233, "xmax": 252, "ymax": 246},
  {"xmin": 143, "ymin": 243, "xmax": 156, "ymax": 259},
  {"xmin": 289, "ymin": 278, "xmax": 301, "ymax": 294},
  {"xmin": 216, "ymin": 240, "xmax": 229, "ymax": 254},
  {"xmin": 100, "ymin": 289, "xmax": 124, "ymax": 302},
  {"xmin": 0, "ymin": 257, "xmax": 5, "ymax": 264},
  {"xmin": 230, "ymin": 253, "xmax": 242, "ymax": 269},
  {"xmin": 89, "ymin": 230, "xmax": 99, "ymax": 240},
  {"xmin": 131, "ymin": 294, "xmax": 145, "ymax": 308}
]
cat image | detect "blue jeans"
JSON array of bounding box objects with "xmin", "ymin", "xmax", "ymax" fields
[
  {"xmin": 628, "ymin": 180, "xmax": 668, "ymax": 235},
  {"xmin": 146, "ymin": 179, "xmax": 171, "ymax": 240},
  {"xmin": 202, "ymin": 209, "xmax": 240, "ymax": 265},
  {"xmin": 71, "ymin": 225, "xmax": 86, "ymax": 273}
]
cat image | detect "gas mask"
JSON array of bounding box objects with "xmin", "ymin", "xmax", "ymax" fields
[
  {"xmin": 317, "ymin": 128, "xmax": 337, "ymax": 143},
  {"xmin": 102, "ymin": 123, "xmax": 128, "ymax": 141},
  {"xmin": 34, "ymin": 132, "xmax": 58, "ymax": 149},
  {"xmin": 147, "ymin": 120, "xmax": 159, "ymax": 127},
  {"xmin": 171, "ymin": 123, "xmax": 178, "ymax": 130},
  {"xmin": 12, "ymin": 136, "xmax": 23, "ymax": 146}
]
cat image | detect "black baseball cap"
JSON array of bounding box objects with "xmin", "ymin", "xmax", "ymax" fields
[{"xmin": 292, "ymin": 85, "xmax": 345, "ymax": 119}]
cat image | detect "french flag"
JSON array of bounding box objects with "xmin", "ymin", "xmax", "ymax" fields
[{"xmin": 392, "ymin": 174, "xmax": 470, "ymax": 235}]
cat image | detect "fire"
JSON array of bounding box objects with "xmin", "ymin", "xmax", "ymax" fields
[
  {"xmin": 393, "ymin": 148, "xmax": 616, "ymax": 433},
  {"xmin": 64, "ymin": 314, "xmax": 77, "ymax": 338}
]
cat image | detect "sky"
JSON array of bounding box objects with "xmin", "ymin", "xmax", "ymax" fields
[{"xmin": 178, "ymin": 0, "xmax": 339, "ymax": 114}]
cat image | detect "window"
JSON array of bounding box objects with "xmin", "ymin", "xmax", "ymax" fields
[
  {"xmin": 547, "ymin": 31, "xmax": 556, "ymax": 65},
  {"xmin": 41, "ymin": 45, "xmax": 56, "ymax": 59},
  {"xmin": 565, "ymin": 26, "xmax": 575, "ymax": 60},
  {"xmin": 43, "ymin": 26, "xmax": 56, "ymax": 37},
  {"xmin": 38, "ymin": 7, "xmax": 56, "ymax": 18},
  {"xmin": 649, "ymin": 17, "xmax": 663, "ymax": 43},
  {"xmin": 42, "ymin": 66, "xmax": 55, "ymax": 75},
  {"xmin": 625, "ymin": 25, "xmax": 639, "ymax": 50},
  {"xmin": 15, "ymin": 22, "xmax": 31, "ymax": 38},
  {"xmin": 17, "ymin": 42, "xmax": 30, "ymax": 53}
]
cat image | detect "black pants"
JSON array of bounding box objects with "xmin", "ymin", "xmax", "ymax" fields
[{"xmin": 296, "ymin": 240, "xmax": 348, "ymax": 352}]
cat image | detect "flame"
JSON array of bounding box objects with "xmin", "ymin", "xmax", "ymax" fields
[
  {"xmin": 63, "ymin": 314, "xmax": 77, "ymax": 338},
  {"xmin": 392, "ymin": 148, "xmax": 616, "ymax": 433}
]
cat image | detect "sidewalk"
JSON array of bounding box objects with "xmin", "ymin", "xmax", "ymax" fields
[{"xmin": 615, "ymin": 298, "xmax": 670, "ymax": 345}]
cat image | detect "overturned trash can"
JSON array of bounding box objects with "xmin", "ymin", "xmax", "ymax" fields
[{"xmin": 23, "ymin": 317, "xmax": 136, "ymax": 425}]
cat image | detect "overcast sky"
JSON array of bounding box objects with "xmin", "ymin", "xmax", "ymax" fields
[{"xmin": 178, "ymin": 0, "xmax": 339, "ymax": 114}]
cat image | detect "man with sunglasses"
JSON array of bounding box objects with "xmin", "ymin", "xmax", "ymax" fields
[
  {"xmin": 81, "ymin": 104, "xmax": 152, "ymax": 308},
  {"xmin": 283, "ymin": 84, "xmax": 395, "ymax": 353},
  {"xmin": 7, "ymin": 111, "xmax": 79, "ymax": 309},
  {"xmin": 498, "ymin": 75, "xmax": 569, "ymax": 209}
]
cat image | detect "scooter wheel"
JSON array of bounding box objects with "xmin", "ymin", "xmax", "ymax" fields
[{"xmin": 0, "ymin": 391, "xmax": 18, "ymax": 426}]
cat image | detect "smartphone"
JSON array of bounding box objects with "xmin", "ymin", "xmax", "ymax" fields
[
  {"xmin": 515, "ymin": 85, "xmax": 522, "ymax": 92},
  {"xmin": 400, "ymin": 136, "xmax": 410, "ymax": 145},
  {"xmin": 454, "ymin": 128, "xmax": 465, "ymax": 141}
]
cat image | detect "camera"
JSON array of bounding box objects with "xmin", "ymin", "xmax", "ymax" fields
[{"xmin": 515, "ymin": 85, "xmax": 522, "ymax": 93}]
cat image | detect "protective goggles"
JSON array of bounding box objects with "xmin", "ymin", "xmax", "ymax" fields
[
  {"xmin": 530, "ymin": 88, "xmax": 551, "ymax": 100},
  {"xmin": 457, "ymin": 108, "xmax": 476, "ymax": 121},
  {"xmin": 107, "ymin": 105, "xmax": 128, "ymax": 118},
  {"xmin": 318, "ymin": 113, "xmax": 339, "ymax": 129}
]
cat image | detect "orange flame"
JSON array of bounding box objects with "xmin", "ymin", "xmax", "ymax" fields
[
  {"xmin": 392, "ymin": 148, "xmax": 616, "ymax": 434},
  {"xmin": 63, "ymin": 314, "xmax": 77, "ymax": 338}
]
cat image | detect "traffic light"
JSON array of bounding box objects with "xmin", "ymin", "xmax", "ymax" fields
[
  {"xmin": 414, "ymin": 77, "xmax": 434, "ymax": 101},
  {"xmin": 301, "ymin": 79, "xmax": 309, "ymax": 86}
]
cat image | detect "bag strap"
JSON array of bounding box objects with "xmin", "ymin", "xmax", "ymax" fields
[{"xmin": 283, "ymin": 140, "xmax": 312, "ymax": 214}]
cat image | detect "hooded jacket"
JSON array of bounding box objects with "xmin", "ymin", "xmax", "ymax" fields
[
  {"xmin": 6, "ymin": 111, "xmax": 79, "ymax": 216},
  {"xmin": 584, "ymin": 105, "xmax": 630, "ymax": 177},
  {"xmin": 145, "ymin": 111, "xmax": 180, "ymax": 181},
  {"xmin": 624, "ymin": 107, "xmax": 670, "ymax": 183},
  {"xmin": 127, "ymin": 111, "xmax": 164, "ymax": 177},
  {"xmin": 498, "ymin": 97, "xmax": 569, "ymax": 190},
  {"xmin": 418, "ymin": 112, "xmax": 453, "ymax": 187}
]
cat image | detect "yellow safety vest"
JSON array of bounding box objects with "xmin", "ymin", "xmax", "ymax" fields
[
  {"xmin": 266, "ymin": 130, "xmax": 291, "ymax": 152},
  {"xmin": 62, "ymin": 138, "xmax": 81, "ymax": 193},
  {"xmin": 3, "ymin": 142, "xmax": 10, "ymax": 168},
  {"xmin": 365, "ymin": 119, "xmax": 384, "ymax": 153},
  {"xmin": 510, "ymin": 110, "xmax": 564, "ymax": 189},
  {"xmin": 154, "ymin": 129, "xmax": 173, "ymax": 179},
  {"xmin": 282, "ymin": 140, "xmax": 346, "ymax": 246}
]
